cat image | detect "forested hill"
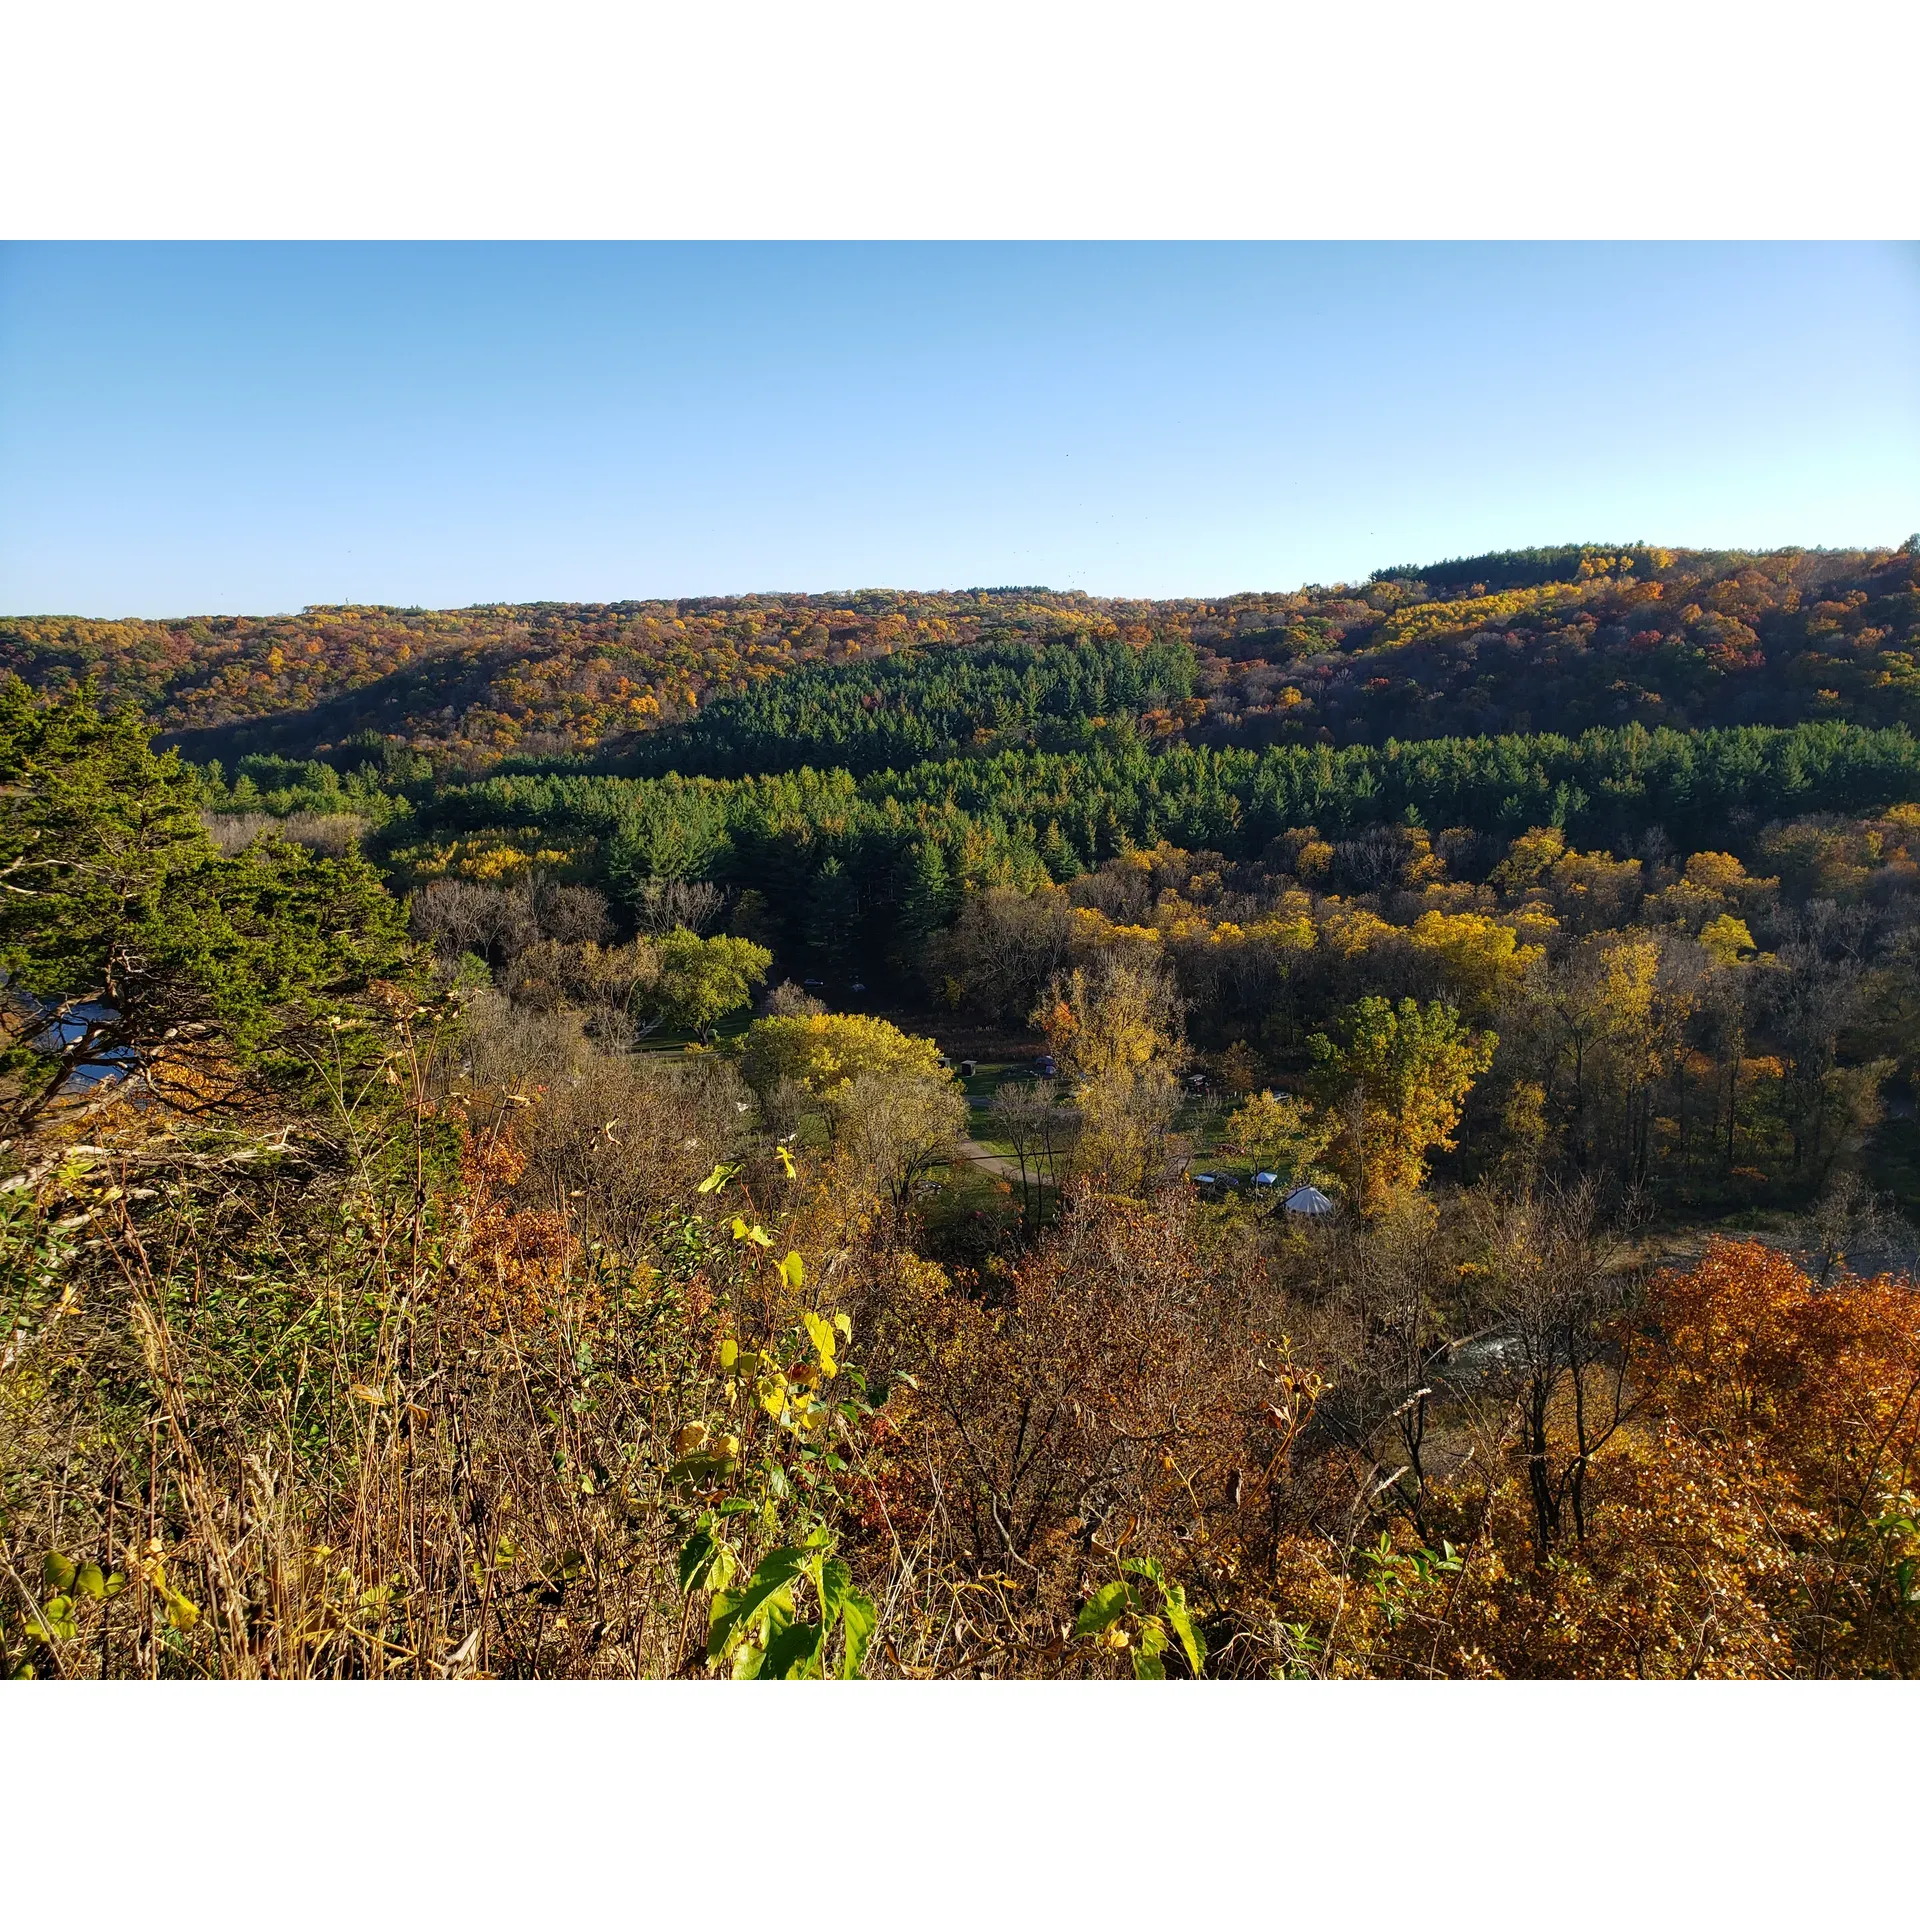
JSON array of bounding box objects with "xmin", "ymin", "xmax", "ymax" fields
[
  {"xmin": 3, "ymin": 541, "xmax": 1916, "ymax": 768},
  {"xmin": 611, "ymin": 637, "xmax": 1197, "ymax": 778}
]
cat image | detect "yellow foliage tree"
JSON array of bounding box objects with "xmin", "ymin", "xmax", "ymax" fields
[
  {"xmin": 739, "ymin": 1011, "xmax": 948, "ymax": 1101},
  {"xmin": 1406, "ymin": 910, "xmax": 1543, "ymax": 1018},
  {"xmin": 1035, "ymin": 958, "xmax": 1187, "ymax": 1194},
  {"xmin": 1224, "ymin": 1088, "xmax": 1332, "ymax": 1186},
  {"xmin": 1490, "ymin": 825, "xmax": 1566, "ymax": 893},
  {"xmin": 1308, "ymin": 997, "xmax": 1496, "ymax": 1211},
  {"xmin": 1699, "ymin": 913, "xmax": 1757, "ymax": 967}
]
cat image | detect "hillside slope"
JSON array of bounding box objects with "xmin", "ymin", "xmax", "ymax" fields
[{"xmin": 5, "ymin": 542, "xmax": 1915, "ymax": 768}]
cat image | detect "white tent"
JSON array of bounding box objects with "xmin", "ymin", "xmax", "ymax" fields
[{"xmin": 1284, "ymin": 1184, "xmax": 1335, "ymax": 1217}]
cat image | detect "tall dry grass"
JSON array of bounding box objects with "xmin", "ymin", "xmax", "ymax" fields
[{"xmin": 0, "ymin": 1005, "xmax": 1000, "ymax": 1677}]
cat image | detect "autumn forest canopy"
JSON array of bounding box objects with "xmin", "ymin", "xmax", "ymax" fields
[
  {"xmin": 8, "ymin": 541, "xmax": 1920, "ymax": 766},
  {"xmin": 5, "ymin": 536, "xmax": 1920, "ymax": 1680}
]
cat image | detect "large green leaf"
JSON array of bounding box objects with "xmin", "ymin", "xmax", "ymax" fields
[
  {"xmin": 1125, "ymin": 1557, "xmax": 1204, "ymax": 1675},
  {"xmin": 817, "ymin": 1556, "xmax": 878, "ymax": 1677},
  {"xmin": 838, "ymin": 1588, "xmax": 877, "ymax": 1678},
  {"xmin": 1160, "ymin": 1586, "xmax": 1206, "ymax": 1677},
  {"xmin": 677, "ymin": 1527, "xmax": 719, "ymax": 1596},
  {"xmin": 707, "ymin": 1589, "xmax": 748, "ymax": 1664},
  {"xmin": 1073, "ymin": 1579, "xmax": 1134, "ymax": 1639},
  {"xmin": 706, "ymin": 1546, "xmax": 812, "ymax": 1664},
  {"xmin": 760, "ymin": 1621, "xmax": 825, "ymax": 1680},
  {"xmin": 818, "ymin": 1555, "xmax": 855, "ymax": 1623}
]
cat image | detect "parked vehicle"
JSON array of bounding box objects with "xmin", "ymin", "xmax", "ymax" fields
[{"xmin": 1192, "ymin": 1171, "xmax": 1241, "ymax": 1200}]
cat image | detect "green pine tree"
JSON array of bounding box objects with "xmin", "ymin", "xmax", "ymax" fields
[{"xmin": 0, "ymin": 679, "xmax": 412, "ymax": 1134}]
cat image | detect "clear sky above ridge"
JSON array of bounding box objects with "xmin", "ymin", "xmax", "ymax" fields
[{"xmin": 1, "ymin": 241, "xmax": 1915, "ymax": 617}]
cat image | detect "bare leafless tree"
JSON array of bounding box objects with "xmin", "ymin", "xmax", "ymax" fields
[
  {"xmin": 202, "ymin": 811, "xmax": 366, "ymax": 858},
  {"xmin": 635, "ymin": 877, "xmax": 726, "ymax": 938},
  {"xmin": 762, "ymin": 978, "xmax": 827, "ymax": 1019},
  {"xmin": 991, "ymin": 1078, "xmax": 1081, "ymax": 1228},
  {"xmin": 1475, "ymin": 1180, "xmax": 1639, "ymax": 1560}
]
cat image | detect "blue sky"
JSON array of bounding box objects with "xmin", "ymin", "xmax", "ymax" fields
[{"xmin": 1, "ymin": 242, "xmax": 1915, "ymax": 616}]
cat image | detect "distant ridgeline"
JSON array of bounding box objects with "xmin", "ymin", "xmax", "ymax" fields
[{"xmin": 3, "ymin": 541, "xmax": 1916, "ymax": 766}]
